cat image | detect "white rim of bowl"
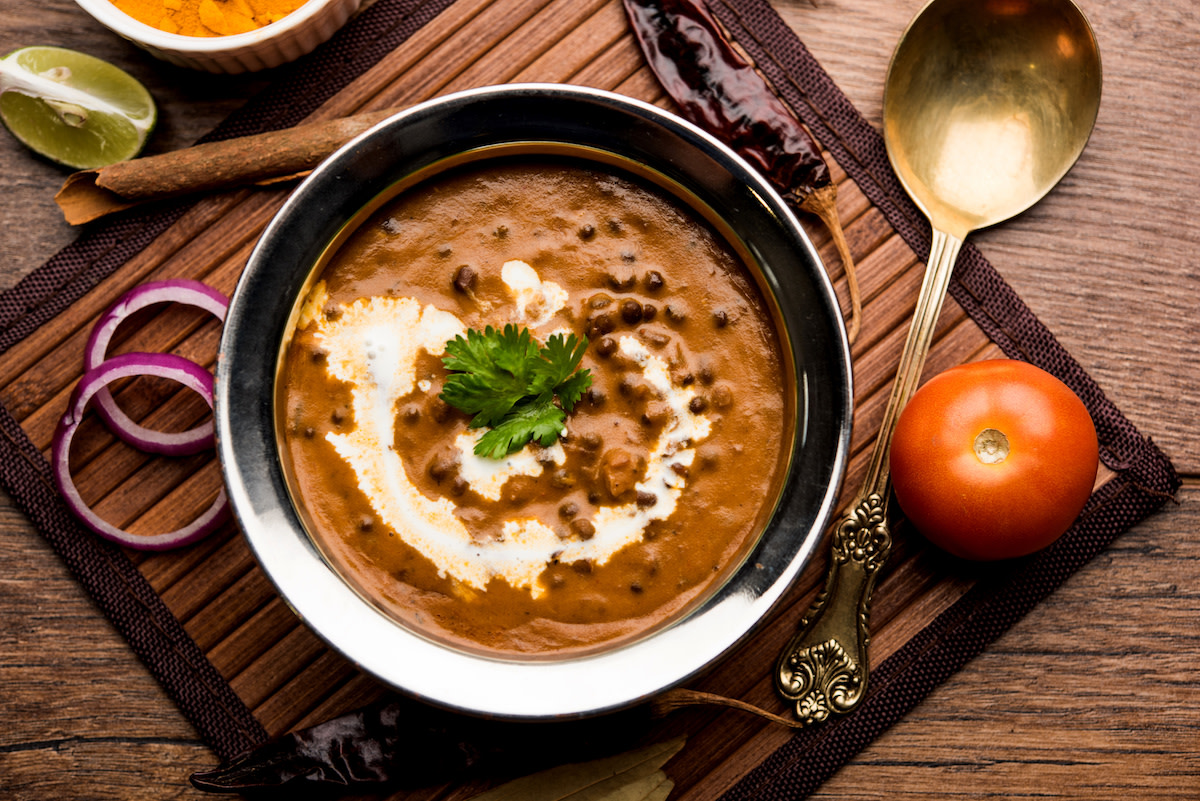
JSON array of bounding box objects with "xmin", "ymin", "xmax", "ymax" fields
[{"xmin": 73, "ymin": 0, "xmax": 348, "ymax": 53}]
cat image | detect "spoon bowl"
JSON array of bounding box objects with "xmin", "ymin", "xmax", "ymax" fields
[
  {"xmin": 884, "ymin": 0, "xmax": 1102, "ymax": 239},
  {"xmin": 775, "ymin": 0, "xmax": 1101, "ymax": 725}
]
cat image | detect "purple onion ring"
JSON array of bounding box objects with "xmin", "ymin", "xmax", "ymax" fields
[
  {"xmin": 84, "ymin": 279, "xmax": 228, "ymax": 455},
  {"xmin": 52, "ymin": 352, "xmax": 230, "ymax": 551}
]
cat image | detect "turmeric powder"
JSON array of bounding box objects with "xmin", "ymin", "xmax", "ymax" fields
[{"xmin": 109, "ymin": 0, "xmax": 309, "ymax": 36}]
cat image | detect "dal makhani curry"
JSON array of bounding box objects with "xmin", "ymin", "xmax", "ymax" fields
[{"xmin": 279, "ymin": 158, "xmax": 791, "ymax": 655}]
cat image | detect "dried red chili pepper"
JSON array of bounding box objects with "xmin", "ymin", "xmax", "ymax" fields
[
  {"xmin": 189, "ymin": 697, "xmax": 657, "ymax": 792},
  {"xmin": 187, "ymin": 690, "xmax": 800, "ymax": 793},
  {"xmin": 623, "ymin": 0, "xmax": 861, "ymax": 343}
]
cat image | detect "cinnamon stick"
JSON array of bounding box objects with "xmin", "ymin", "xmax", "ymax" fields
[{"xmin": 55, "ymin": 108, "xmax": 401, "ymax": 225}]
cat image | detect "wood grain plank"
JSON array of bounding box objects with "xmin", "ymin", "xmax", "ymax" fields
[
  {"xmin": 612, "ymin": 63, "xmax": 668, "ymax": 102},
  {"xmin": 290, "ymin": 671, "xmax": 390, "ymax": 730},
  {"xmin": 230, "ymin": 623, "xmax": 328, "ymax": 709},
  {"xmin": 1, "ymin": 1, "xmax": 1193, "ymax": 800},
  {"xmin": 314, "ymin": 0, "xmax": 498, "ymax": 119},
  {"xmin": 251, "ymin": 649, "xmax": 361, "ymax": 736},
  {"xmin": 9, "ymin": 193, "xmax": 270, "ymax": 446},
  {"xmin": 449, "ymin": 0, "xmax": 615, "ymax": 89},
  {"xmin": 158, "ymin": 535, "xmax": 256, "ymax": 620},
  {"xmin": 0, "ymin": 194, "xmax": 245, "ymax": 390},
  {"xmin": 567, "ymin": 32, "xmax": 646, "ymax": 90},
  {"xmin": 121, "ymin": 460, "xmax": 226, "ymax": 538},
  {"xmin": 70, "ymin": 448, "xmax": 218, "ymax": 534},
  {"xmin": 13, "ymin": 0, "xmax": 1063, "ymax": 761},
  {"xmin": 514, "ymin": 0, "xmax": 630, "ymax": 83},
  {"xmin": 206, "ymin": 598, "xmax": 306, "ymax": 679},
  {"xmin": 134, "ymin": 523, "xmax": 235, "ymax": 588},
  {"xmin": 369, "ymin": 0, "xmax": 560, "ymax": 107},
  {"xmin": 182, "ymin": 565, "xmax": 277, "ymax": 652}
]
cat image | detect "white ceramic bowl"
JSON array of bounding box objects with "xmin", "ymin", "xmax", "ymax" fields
[{"xmin": 74, "ymin": 0, "xmax": 362, "ymax": 73}]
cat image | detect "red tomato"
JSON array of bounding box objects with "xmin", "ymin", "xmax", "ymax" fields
[{"xmin": 888, "ymin": 359, "xmax": 1099, "ymax": 561}]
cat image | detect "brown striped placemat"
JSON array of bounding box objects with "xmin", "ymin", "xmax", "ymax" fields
[{"xmin": 0, "ymin": 0, "xmax": 1178, "ymax": 798}]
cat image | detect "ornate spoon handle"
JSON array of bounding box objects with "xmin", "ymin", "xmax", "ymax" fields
[{"xmin": 775, "ymin": 227, "xmax": 964, "ymax": 725}]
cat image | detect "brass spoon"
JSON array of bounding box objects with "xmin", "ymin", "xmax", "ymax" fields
[{"xmin": 775, "ymin": 0, "xmax": 1102, "ymax": 725}]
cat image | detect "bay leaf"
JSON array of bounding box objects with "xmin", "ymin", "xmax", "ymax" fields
[
  {"xmin": 643, "ymin": 777, "xmax": 675, "ymax": 801},
  {"xmin": 569, "ymin": 767, "xmax": 667, "ymax": 801},
  {"xmin": 466, "ymin": 736, "xmax": 685, "ymax": 801},
  {"xmin": 587, "ymin": 770, "xmax": 673, "ymax": 801}
]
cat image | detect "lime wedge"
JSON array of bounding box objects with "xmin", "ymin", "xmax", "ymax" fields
[{"xmin": 0, "ymin": 46, "xmax": 156, "ymax": 170}]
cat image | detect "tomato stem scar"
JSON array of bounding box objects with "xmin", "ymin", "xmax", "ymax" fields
[{"xmin": 974, "ymin": 428, "xmax": 1010, "ymax": 464}]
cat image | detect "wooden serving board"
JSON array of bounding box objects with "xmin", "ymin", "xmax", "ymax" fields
[{"xmin": 0, "ymin": 0, "xmax": 1176, "ymax": 798}]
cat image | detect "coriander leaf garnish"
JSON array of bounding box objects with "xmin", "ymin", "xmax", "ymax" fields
[
  {"xmin": 474, "ymin": 394, "xmax": 568, "ymax": 459},
  {"xmin": 532, "ymin": 331, "xmax": 590, "ymax": 388},
  {"xmin": 553, "ymin": 369, "xmax": 593, "ymax": 412},
  {"xmin": 440, "ymin": 326, "xmax": 541, "ymax": 428},
  {"xmin": 440, "ymin": 324, "xmax": 592, "ymax": 458}
]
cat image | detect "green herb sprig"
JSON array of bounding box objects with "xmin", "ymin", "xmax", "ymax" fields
[{"xmin": 440, "ymin": 325, "xmax": 591, "ymax": 459}]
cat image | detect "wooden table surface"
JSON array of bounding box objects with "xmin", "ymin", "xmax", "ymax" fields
[{"xmin": 1, "ymin": 0, "xmax": 1196, "ymax": 798}]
